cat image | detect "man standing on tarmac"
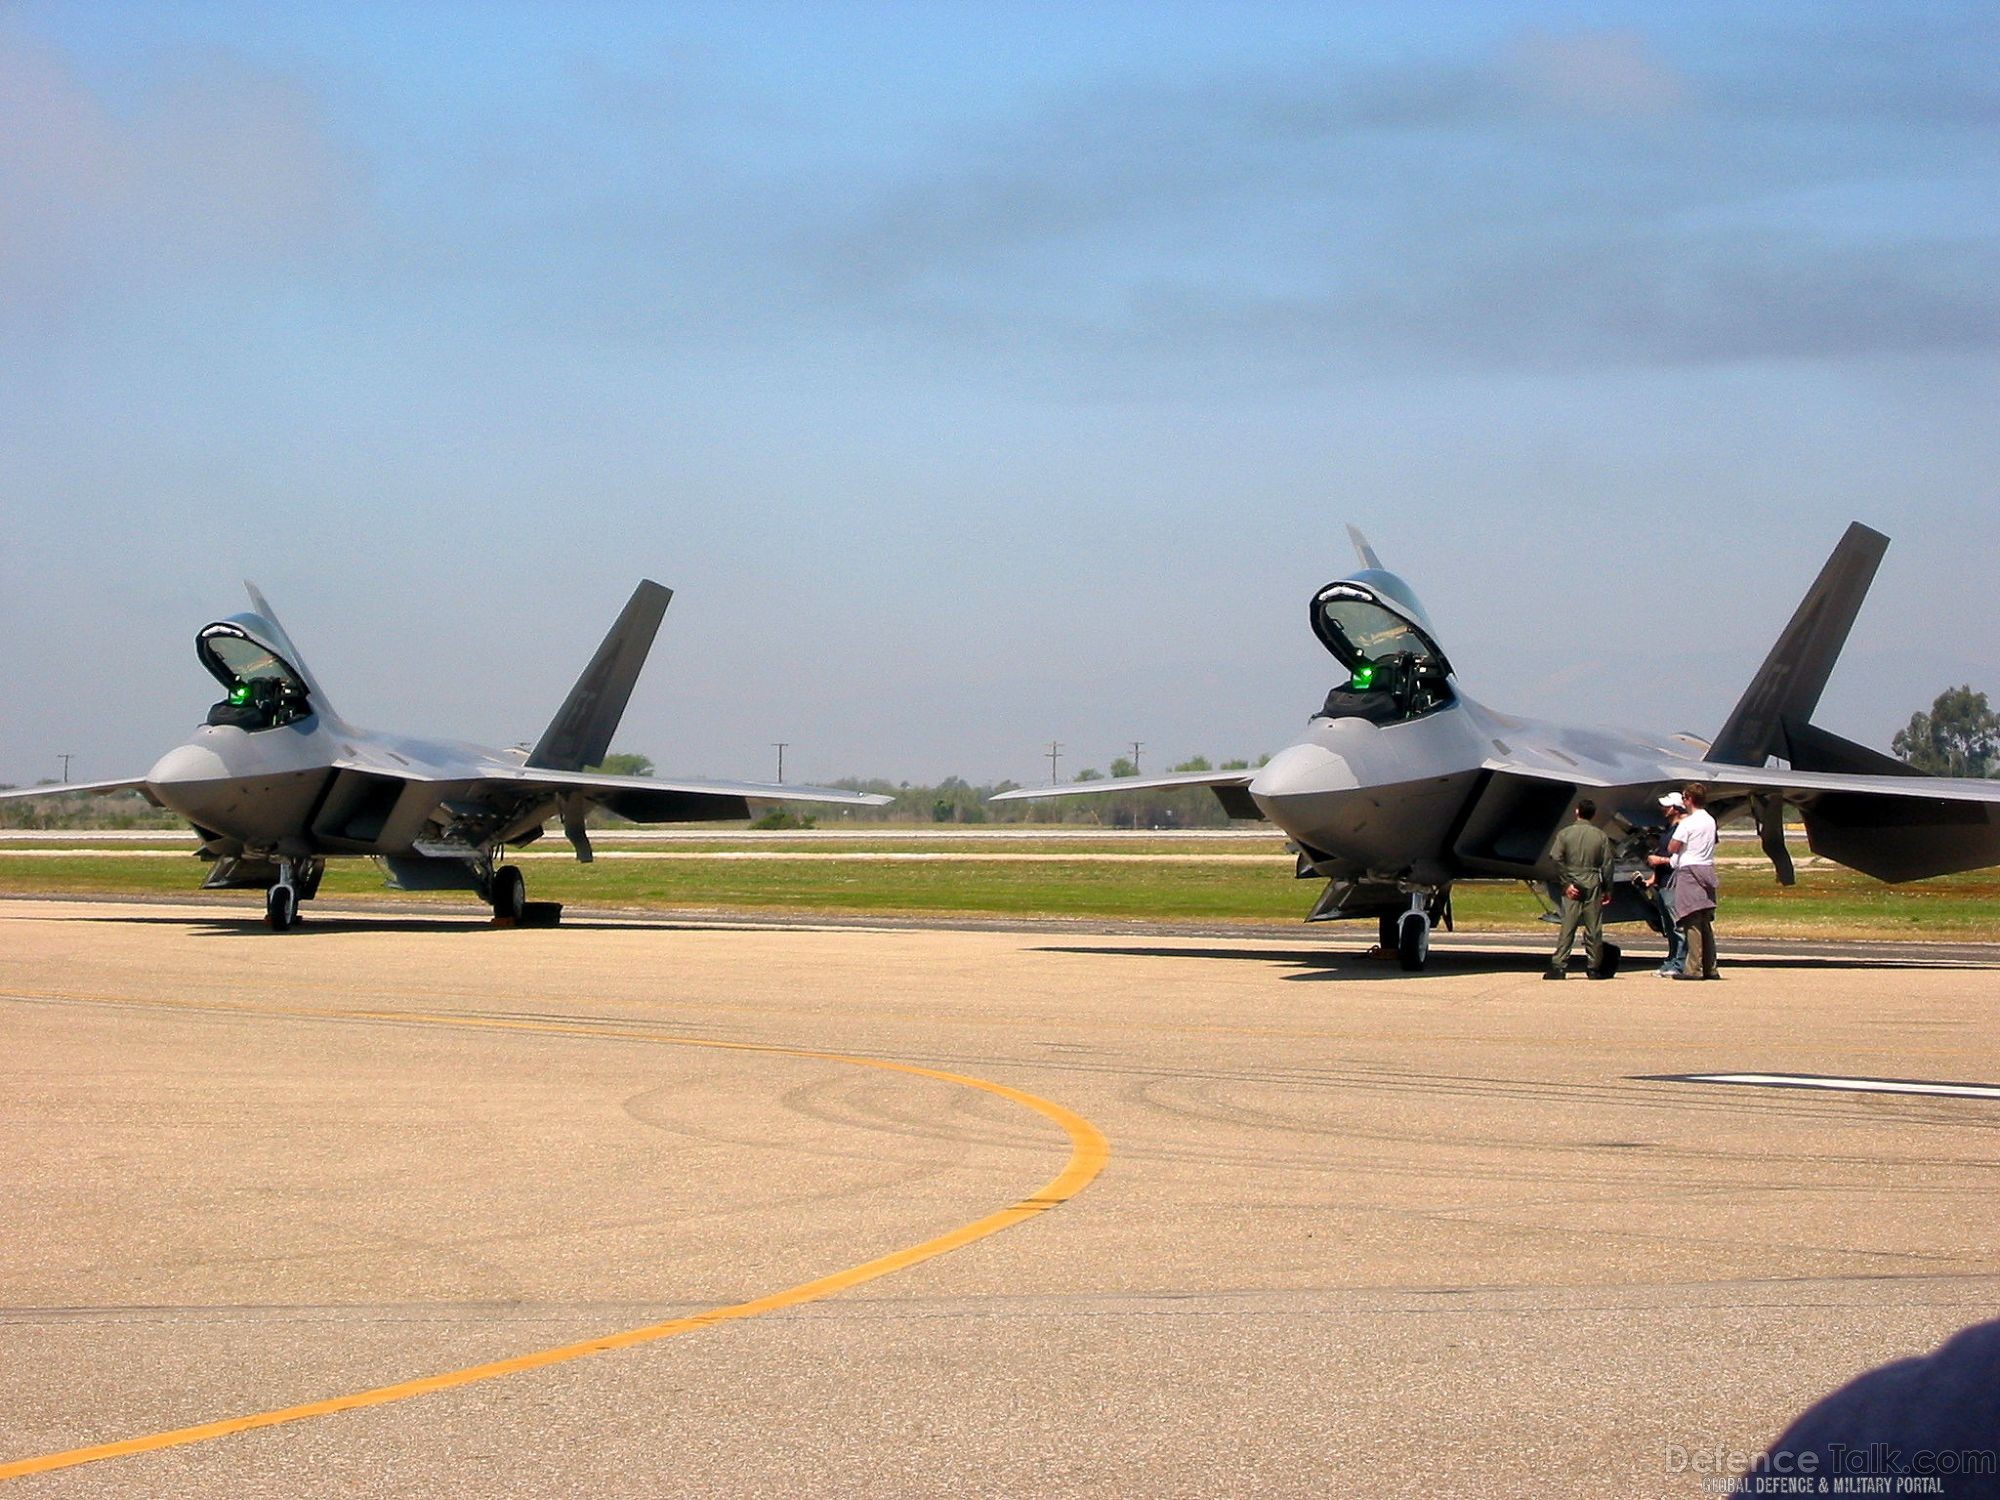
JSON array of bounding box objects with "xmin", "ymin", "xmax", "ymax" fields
[
  {"xmin": 1545, "ymin": 799, "xmax": 1616, "ymax": 980},
  {"xmin": 1656, "ymin": 781, "xmax": 1720, "ymax": 980}
]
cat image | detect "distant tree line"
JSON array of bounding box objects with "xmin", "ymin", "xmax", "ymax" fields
[
  {"xmin": 0, "ymin": 787, "xmax": 181, "ymax": 830},
  {"xmin": 1892, "ymin": 686, "xmax": 1999, "ymax": 779}
]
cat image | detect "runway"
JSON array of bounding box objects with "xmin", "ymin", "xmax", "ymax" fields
[{"xmin": 3, "ymin": 899, "xmax": 1997, "ymax": 1497}]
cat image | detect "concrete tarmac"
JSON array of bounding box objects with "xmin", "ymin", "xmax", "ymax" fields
[{"xmin": 2, "ymin": 897, "xmax": 1997, "ymax": 1497}]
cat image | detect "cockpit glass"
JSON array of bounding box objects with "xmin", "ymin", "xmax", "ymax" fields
[
  {"xmin": 1317, "ymin": 598, "xmax": 1431, "ymax": 663},
  {"xmin": 205, "ymin": 634, "xmax": 294, "ymax": 684}
]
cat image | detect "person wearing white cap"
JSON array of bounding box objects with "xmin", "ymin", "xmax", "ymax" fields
[
  {"xmin": 1649, "ymin": 782, "xmax": 1720, "ymax": 979},
  {"xmin": 1642, "ymin": 794, "xmax": 1689, "ymax": 975}
]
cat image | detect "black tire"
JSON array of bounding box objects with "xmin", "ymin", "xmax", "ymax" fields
[
  {"xmin": 1396, "ymin": 912, "xmax": 1429, "ymax": 971},
  {"xmin": 1378, "ymin": 914, "xmax": 1399, "ymax": 951},
  {"xmin": 491, "ymin": 865, "xmax": 526, "ymax": 922},
  {"xmin": 265, "ymin": 884, "xmax": 297, "ymax": 932}
]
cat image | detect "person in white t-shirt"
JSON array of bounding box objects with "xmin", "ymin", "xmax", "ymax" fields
[{"xmin": 1651, "ymin": 782, "xmax": 1719, "ymax": 979}]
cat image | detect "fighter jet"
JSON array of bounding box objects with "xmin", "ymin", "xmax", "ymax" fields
[
  {"xmin": 994, "ymin": 524, "xmax": 2000, "ymax": 969},
  {"xmin": 1, "ymin": 581, "xmax": 888, "ymax": 928}
]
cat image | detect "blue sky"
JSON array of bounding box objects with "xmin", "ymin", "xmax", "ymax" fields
[{"xmin": 2, "ymin": 2, "xmax": 1994, "ymax": 787}]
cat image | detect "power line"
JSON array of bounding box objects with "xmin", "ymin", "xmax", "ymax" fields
[
  {"xmin": 771, "ymin": 743, "xmax": 788, "ymax": 784},
  {"xmin": 1046, "ymin": 741, "xmax": 1062, "ymax": 784}
]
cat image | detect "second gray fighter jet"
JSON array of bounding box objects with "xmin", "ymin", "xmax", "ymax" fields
[{"xmin": 995, "ymin": 524, "xmax": 2000, "ymax": 968}]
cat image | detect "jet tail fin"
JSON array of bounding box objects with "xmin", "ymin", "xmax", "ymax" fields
[
  {"xmin": 1707, "ymin": 523, "xmax": 1888, "ymax": 767},
  {"xmin": 1347, "ymin": 525, "xmax": 1383, "ymax": 571},
  {"xmin": 526, "ymin": 580, "xmax": 673, "ymax": 771},
  {"xmin": 244, "ymin": 582, "xmax": 338, "ymax": 721}
]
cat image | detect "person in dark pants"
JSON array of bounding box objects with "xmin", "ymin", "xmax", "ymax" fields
[
  {"xmin": 1645, "ymin": 793, "xmax": 1690, "ymax": 976},
  {"xmin": 1545, "ymin": 800, "xmax": 1615, "ymax": 980}
]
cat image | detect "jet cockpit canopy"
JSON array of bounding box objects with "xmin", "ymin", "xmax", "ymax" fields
[
  {"xmin": 1309, "ymin": 571, "xmax": 1454, "ymax": 723},
  {"xmin": 197, "ymin": 616, "xmax": 313, "ymax": 730}
]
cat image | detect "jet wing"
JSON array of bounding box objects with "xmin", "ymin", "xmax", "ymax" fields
[
  {"xmin": 990, "ymin": 770, "xmax": 1265, "ymax": 822},
  {"xmin": 329, "ymin": 754, "xmax": 889, "ymax": 821},
  {"xmin": 0, "ymin": 778, "xmax": 158, "ymax": 804},
  {"xmin": 1476, "ymin": 753, "xmax": 2000, "ymax": 812},
  {"xmin": 1471, "ymin": 754, "xmax": 2000, "ymax": 884},
  {"xmin": 1660, "ymin": 762, "xmax": 2000, "ymax": 806},
  {"xmin": 472, "ymin": 765, "xmax": 893, "ymax": 811}
]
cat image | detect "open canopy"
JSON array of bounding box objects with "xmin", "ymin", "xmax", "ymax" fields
[
  {"xmin": 196, "ymin": 615, "xmax": 313, "ymax": 729},
  {"xmin": 1309, "ymin": 570, "xmax": 1451, "ymax": 676}
]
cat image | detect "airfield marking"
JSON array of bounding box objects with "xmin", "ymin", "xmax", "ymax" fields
[
  {"xmin": 0, "ymin": 1004, "xmax": 1110, "ymax": 1484},
  {"xmin": 1666, "ymin": 1072, "xmax": 2000, "ymax": 1101}
]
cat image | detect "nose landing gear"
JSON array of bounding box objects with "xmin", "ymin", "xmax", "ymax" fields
[
  {"xmin": 1390, "ymin": 889, "xmax": 1452, "ymax": 971},
  {"xmin": 262, "ymin": 857, "xmax": 322, "ymax": 931}
]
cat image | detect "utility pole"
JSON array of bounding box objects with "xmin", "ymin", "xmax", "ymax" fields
[
  {"xmin": 1046, "ymin": 741, "xmax": 1062, "ymax": 784},
  {"xmin": 58, "ymin": 754, "xmax": 73, "ymax": 783},
  {"xmin": 1130, "ymin": 741, "xmax": 1143, "ymax": 774},
  {"xmin": 771, "ymin": 743, "xmax": 788, "ymax": 784}
]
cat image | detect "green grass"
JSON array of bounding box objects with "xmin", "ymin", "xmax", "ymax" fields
[{"xmin": 3, "ymin": 844, "xmax": 1996, "ymax": 940}]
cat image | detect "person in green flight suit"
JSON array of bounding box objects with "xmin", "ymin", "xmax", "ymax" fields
[{"xmin": 1545, "ymin": 799, "xmax": 1616, "ymax": 980}]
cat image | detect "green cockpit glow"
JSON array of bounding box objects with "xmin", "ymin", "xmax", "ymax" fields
[
  {"xmin": 228, "ymin": 684, "xmax": 251, "ymax": 705},
  {"xmin": 1351, "ymin": 663, "xmax": 1376, "ymax": 690}
]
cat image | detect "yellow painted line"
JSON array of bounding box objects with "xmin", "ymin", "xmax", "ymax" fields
[{"xmin": 0, "ymin": 1008, "xmax": 1109, "ymax": 1484}]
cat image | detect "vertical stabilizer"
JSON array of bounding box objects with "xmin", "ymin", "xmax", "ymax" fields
[
  {"xmin": 527, "ymin": 580, "xmax": 673, "ymax": 771},
  {"xmin": 244, "ymin": 582, "xmax": 338, "ymax": 721},
  {"xmin": 1708, "ymin": 523, "xmax": 1888, "ymax": 767},
  {"xmin": 1347, "ymin": 525, "xmax": 1383, "ymax": 571}
]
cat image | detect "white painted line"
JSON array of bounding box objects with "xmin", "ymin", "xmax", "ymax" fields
[{"xmin": 1685, "ymin": 1073, "xmax": 2000, "ymax": 1100}]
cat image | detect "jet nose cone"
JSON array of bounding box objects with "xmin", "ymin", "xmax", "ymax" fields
[
  {"xmin": 1249, "ymin": 741, "xmax": 1358, "ymax": 801},
  {"xmin": 145, "ymin": 741, "xmax": 231, "ymax": 822},
  {"xmin": 147, "ymin": 742, "xmax": 229, "ymax": 787}
]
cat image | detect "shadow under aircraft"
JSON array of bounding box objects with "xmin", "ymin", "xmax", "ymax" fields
[
  {"xmin": 995, "ymin": 524, "xmax": 2000, "ymax": 969},
  {"xmin": 4, "ymin": 582, "xmax": 887, "ymax": 928}
]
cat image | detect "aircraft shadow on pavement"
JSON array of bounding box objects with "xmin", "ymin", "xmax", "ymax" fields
[
  {"xmin": 72, "ymin": 912, "xmax": 675, "ymax": 938},
  {"xmin": 1029, "ymin": 944, "xmax": 1995, "ymax": 978}
]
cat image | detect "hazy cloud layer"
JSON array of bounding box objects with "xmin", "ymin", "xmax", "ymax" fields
[
  {"xmin": 0, "ymin": 25, "xmax": 364, "ymax": 308},
  {"xmin": 791, "ymin": 20, "xmax": 1998, "ymax": 380}
]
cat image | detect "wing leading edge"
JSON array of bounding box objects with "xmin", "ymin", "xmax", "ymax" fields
[
  {"xmin": 0, "ymin": 778, "xmax": 157, "ymax": 804},
  {"xmin": 990, "ymin": 769, "xmax": 1265, "ymax": 822}
]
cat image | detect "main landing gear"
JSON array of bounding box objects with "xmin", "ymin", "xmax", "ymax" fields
[
  {"xmin": 482, "ymin": 859, "xmax": 559, "ymax": 926},
  {"xmin": 490, "ymin": 864, "xmax": 526, "ymax": 922}
]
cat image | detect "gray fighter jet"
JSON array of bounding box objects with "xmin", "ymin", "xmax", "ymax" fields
[
  {"xmin": 995, "ymin": 524, "xmax": 2000, "ymax": 969},
  {"xmin": 2, "ymin": 581, "xmax": 888, "ymax": 928}
]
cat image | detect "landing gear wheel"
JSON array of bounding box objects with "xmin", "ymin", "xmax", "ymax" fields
[
  {"xmin": 1396, "ymin": 911, "xmax": 1430, "ymax": 971},
  {"xmin": 491, "ymin": 865, "xmax": 526, "ymax": 922},
  {"xmin": 1377, "ymin": 914, "xmax": 1399, "ymax": 951},
  {"xmin": 265, "ymin": 884, "xmax": 297, "ymax": 932}
]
